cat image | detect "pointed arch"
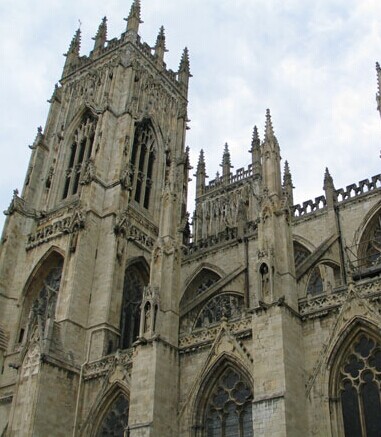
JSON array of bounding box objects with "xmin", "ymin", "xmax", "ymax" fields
[
  {"xmin": 61, "ymin": 107, "xmax": 98, "ymax": 199},
  {"xmin": 328, "ymin": 318, "xmax": 381, "ymax": 436},
  {"xmin": 181, "ymin": 265, "xmax": 223, "ymax": 308},
  {"xmin": 355, "ymin": 203, "xmax": 381, "ymax": 275},
  {"xmin": 17, "ymin": 248, "xmax": 64, "ymax": 345},
  {"xmin": 129, "ymin": 118, "xmax": 160, "ymax": 210},
  {"xmin": 120, "ymin": 257, "xmax": 149, "ymax": 349},
  {"xmin": 192, "ymin": 354, "xmax": 254, "ymax": 437},
  {"xmin": 87, "ymin": 381, "xmax": 130, "ymax": 437}
]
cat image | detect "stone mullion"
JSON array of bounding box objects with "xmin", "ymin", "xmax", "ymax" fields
[
  {"xmin": 140, "ymin": 138, "xmax": 151, "ymax": 206},
  {"xmin": 131, "ymin": 142, "xmax": 142, "ymax": 203}
]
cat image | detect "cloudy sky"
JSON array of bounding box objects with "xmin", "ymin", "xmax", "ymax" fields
[{"xmin": 0, "ymin": 0, "xmax": 380, "ymax": 230}]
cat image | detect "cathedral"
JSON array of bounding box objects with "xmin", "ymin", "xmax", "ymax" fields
[{"xmin": 1, "ymin": 1, "xmax": 381, "ymax": 436}]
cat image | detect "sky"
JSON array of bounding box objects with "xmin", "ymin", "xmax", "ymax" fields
[{"xmin": 0, "ymin": 0, "xmax": 380, "ymax": 231}]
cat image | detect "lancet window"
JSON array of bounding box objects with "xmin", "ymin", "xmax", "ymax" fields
[
  {"xmin": 335, "ymin": 333, "xmax": 381, "ymax": 436},
  {"xmin": 120, "ymin": 263, "xmax": 148, "ymax": 349},
  {"xmin": 96, "ymin": 394, "xmax": 129, "ymax": 437},
  {"xmin": 203, "ymin": 367, "xmax": 253, "ymax": 437},
  {"xmin": 62, "ymin": 114, "xmax": 96, "ymax": 199},
  {"xmin": 130, "ymin": 120, "xmax": 157, "ymax": 209}
]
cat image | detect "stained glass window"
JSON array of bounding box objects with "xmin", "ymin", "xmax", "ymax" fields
[
  {"xmin": 195, "ymin": 294, "xmax": 244, "ymax": 329},
  {"xmin": 120, "ymin": 265, "xmax": 148, "ymax": 349},
  {"xmin": 96, "ymin": 394, "xmax": 129, "ymax": 437},
  {"xmin": 339, "ymin": 334, "xmax": 381, "ymax": 436},
  {"xmin": 204, "ymin": 368, "xmax": 253, "ymax": 437}
]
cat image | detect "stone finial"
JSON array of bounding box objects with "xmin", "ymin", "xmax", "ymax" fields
[
  {"xmin": 264, "ymin": 108, "xmax": 276, "ymax": 143},
  {"xmin": 221, "ymin": 142, "xmax": 233, "ymax": 181},
  {"xmin": 93, "ymin": 16, "xmax": 107, "ymax": 54},
  {"xmin": 125, "ymin": 0, "xmax": 142, "ymax": 33},
  {"xmin": 323, "ymin": 167, "xmax": 336, "ymax": 208},
  {"xmin": 66, "ymin": 28, "xmax": 81, "ymax": 56},
  {"xmin": 196, "ymin": 149, "xmax": 205, "ymax": 173},
  {"xmin": 178, "ymin": 47, "xmax": 191, "ymax": 90},
  {"xmin": 195, "ymin": 149, "xmax": 207, "ymax": 197},
  {"xmin": 154, "ymin": 26, "xmax": 167, "ymax": 63},
  {"xmin": 249, "ymin": 125, "xmax": 261, "ymax": 179},
  {"xmin": 283, "ymin": 160, "xmax": 294, "ymax": 206}
]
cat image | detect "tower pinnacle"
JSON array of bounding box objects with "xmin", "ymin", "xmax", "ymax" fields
[
  {"xmin": 221, "ymin": 142, "xmax": 233, "ymax": 182},
  {"xmin": 125, "ymin": 0, "xmax": 142, "ymax": 34},
  {"xmin": 178, "ymin": 47, "xmax": 191, "ymax": 92},
  {"xmin": 249, "ymin": 125, "xmax": 261, "ymax": 179},
  {"xmin": 195, "ymin": 149, "xmax": 207, "ymax": 197},
  {"xmin": 154, "ymin": 26, "xmax": 167, "ymax": 64},
  {"xmin": 283, "ymin": 160, "xmax": 294, "ymax": 206},
  {"xmin": 92, "ymin": 17, "xmax": 107, "ymax": 55},
  {"xmin": 62, "ymin": 28, "xmax": 81, "ymax": 77},
  {"xmin": 262, "ymin": 109, "xmax": 282, "ymax": 196}
]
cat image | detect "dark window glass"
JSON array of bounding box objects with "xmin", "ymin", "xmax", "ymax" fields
[
  {"xmin": 204, "ymin": 368, "xmax": 253, "ymax": 437},
  {"xmin": 338, "ymin": 334, "xmax": 381, "ymax": 437},
  {"xmin": 129, "ymin": 120, "xmax": 156, "ymax": 209},
  {"xmin": 96, "ymin": 394, "xmax": 129, "ymax": 437},
  {"xmin": 62, "ymin": 114, "xmax": 96, "ymax": 199},
  {"xmin": 120, "ymin": 265, "xmax": 148, "ymax": 349}
]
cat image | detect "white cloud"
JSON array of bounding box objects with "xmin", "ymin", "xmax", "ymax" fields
[{"xmin": 0, "ymin": 0, "xmax": 380, "ymax": 230}]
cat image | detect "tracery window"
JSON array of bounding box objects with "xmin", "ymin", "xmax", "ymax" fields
[
  {"xmin": 293, "ymin": 242, "xmax": 310, "ymax": 269},
  {"xmin": 18, "ymin": 252, "xmax": 64, "ymax": 344},
  {"xmin": 337, "ymin": 334, "xmax": 381, "ymax": 436},
  {"xmin": 306, "ymin": 266, "xmax": 323, "ymax": 296},
  {"xmin": 120, "ymin": 264, "xmax": 148, "ymax": 349},
  {"xmin": 364, "ymin": 214, "xmax": 381, "ymax": 267},
  {"xmin": 195, "ymin": 294, "xmax": 244, "ymax": 329},
  {"xmin": 203, "ymin": 367, "xmax": 253, "ymax": 437},
  {"xmin": 96, "ymin": 394, "xmax": 129, "ymax": 437},
  {"xmin": 130, "ymin": 120, "xmax": 157, "ymax": 209},
  {"xmin": 63, "ymin": 114, "xmax": 96, "ymax": 199}
]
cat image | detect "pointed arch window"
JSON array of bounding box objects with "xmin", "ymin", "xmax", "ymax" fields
[
  {"xmin": 334, "ymin": 333, "xmax": 381, "ymax": 436},
  {"xmin": 96, "ymin": 393, "xmax": 129, "ymax": 437},
  {"xmin": 120, "ymin": 264, "xmax": 148, "ymax": 349},
  {"xmin": 202, "ymin": 367, "xmax": 253, "ymax": 437},
  {"xmin": 18, "ymin": 252, "xmax": 64, "ymax": 344},
  {"xmin": 306, "ymin": 266, "xmax": 323, "ymax": 296},
  {"xmin": 130, "ymin": 120, "xmax": 157, "ymax": 209},
  {"xmin": 63, "ymin": 113, "xmax": 96, "ymax": 199}
]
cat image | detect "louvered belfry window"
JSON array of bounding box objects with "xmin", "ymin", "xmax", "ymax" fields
[
  {"xmin": 63, "ymin": 114, "xmax": 96, "ymax": 199},
  {"xmin": 130, "ymin": 120, "xmax": 156, "ymax": 209}
]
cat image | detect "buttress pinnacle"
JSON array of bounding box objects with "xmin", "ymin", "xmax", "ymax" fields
[
  {"xmin": 126, "ymin": 0, "xmax": 142, "ymax": 33},
  {"xmin": 264, "ymin": 109, "xmax": 275, "ymax": 142},
  {"xmin": 93, "ymin": 17, "xmax": 107, "ymax": 53},
  {"xmin": 179, "ymin": 47, "xmax": 190, "ymax": 73},
  {"xmin": 155, "ymin": 26, "xmax": 167, "ymax": 62}
]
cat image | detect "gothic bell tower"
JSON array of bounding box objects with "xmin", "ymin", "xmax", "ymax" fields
[{"xmin": 0, "ymin": 1, "xmax": 190, "ymax": 435}]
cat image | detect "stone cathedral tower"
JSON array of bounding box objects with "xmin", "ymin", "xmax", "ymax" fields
[{"xmin": 1, "ymin": 2, "xmax": 381, "ymax": 437}]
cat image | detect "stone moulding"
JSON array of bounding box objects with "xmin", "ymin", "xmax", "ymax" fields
[
  {"xmin": 179, "ymin": 316, "xmax": 252, "ymax": 352},
  {"xmin": 298, "ymin": 277, "xmax": 381, "ymax": 319},
  {"xmin": 83, "ymin": 349, "xmax": 133, "ymax": 381}
]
